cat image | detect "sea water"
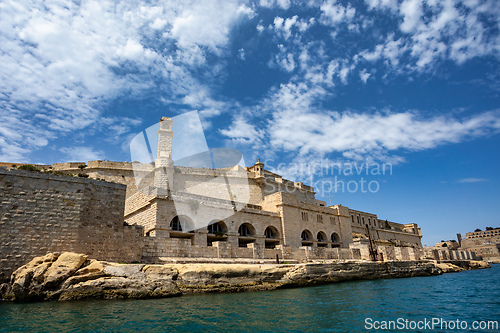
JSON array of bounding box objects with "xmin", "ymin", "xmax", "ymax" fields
[{"xmin": 0, "ymin": 265, "xmax": 498, "ymax": 332}]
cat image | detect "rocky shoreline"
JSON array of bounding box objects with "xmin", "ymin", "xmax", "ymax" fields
[{"xmin": 0, "ymin": 252, "xmax": 490, "ymax": 302}]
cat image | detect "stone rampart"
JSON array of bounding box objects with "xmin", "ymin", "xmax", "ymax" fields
[{"xmin": 0, "ymin": 168, "xmax": 144, "ymax": 282}]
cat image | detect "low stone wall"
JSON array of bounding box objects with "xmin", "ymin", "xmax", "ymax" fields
[
  {"xmin": 141, "ymin": 237, "xmax": 363, "ymax": 262},
  {"xmin": 0, "ymin": 168, "xmax": 144, "ymax": 282}
]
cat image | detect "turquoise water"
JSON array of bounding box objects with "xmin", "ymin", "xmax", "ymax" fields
[{"xmin": 0, "ymin": 265, "xmax": 498, "ymax": 332}]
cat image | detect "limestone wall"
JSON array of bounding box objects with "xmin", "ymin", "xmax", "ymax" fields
[
  {"xmin": 0, "ymin": 168, "xmax": 143, "ymax": 282},
  {"xmin": 350, "ymin": 241, "xmax": 423, "ymax": 261},
  {"xmin": 274, "ymin": 192, "xmax": 352, "ymax": 249},
  {"xmin": 351, "ymin": 225, "xmax": 422, "ymax": 248},
  {"xmin": 349, "ymin": 209, "xmax": 380, "ymax": 228},
  {"xmin": 423, "ymin": 247, "xmax": 475, "ymax": 261},
  {"xmin": 52, "ymin": 160, "xmax": 155, "ymax": 198}
]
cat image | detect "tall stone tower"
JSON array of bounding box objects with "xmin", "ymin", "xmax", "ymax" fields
[{"xmin": 154, "ymin": 117, "xmax": 174, "ymax": 192}]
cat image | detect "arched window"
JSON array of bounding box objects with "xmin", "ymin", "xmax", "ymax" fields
[
  {"xmin": 264, "ymin": 227, "xmax": 278, "ymax": 239},
  {"xmin": 301, "ymin": 230, "xmax": 312, "ymax": 241},
  {"xmin": 317, "ymin": 231, "xmax": 327, "ymax": 242},
  {"xmin": 351, "ymin": 215, "xmax": 354, "ymax": 223},
  {"xmin": 170, "ymin": 215, "xmax": 194, "ymax": 233},
  {"xmin": 331, "ymin": 233, "xmax": 340, "ymax": 243},
  {"xmin": 238, "ymin": 223, "xmax": 254, "ymax": 237},
  {"xmin": 170, "ymin": 216, "xmax": 182, "ymax": 231},
  {"xmin": 207, "ymin": 221, "xmax": 227, "ymax": 234}
]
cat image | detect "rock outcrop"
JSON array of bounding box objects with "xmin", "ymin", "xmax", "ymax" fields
[{"xmin": 0, "ymin": 253, "xmax": 490, "ymax": 302}]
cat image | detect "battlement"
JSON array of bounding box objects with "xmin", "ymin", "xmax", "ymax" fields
[
  {"xmin": 52, "ymin": 162, "xmax": 86, "ymax": 170},
  {"xmin": 53, "ymin": 160, "xmax": 150, "ymax": 171}
]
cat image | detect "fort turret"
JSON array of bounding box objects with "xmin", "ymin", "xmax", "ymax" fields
[{"xmin": 254, "ymin": 158, "xmax": 265, "ymax": 185}]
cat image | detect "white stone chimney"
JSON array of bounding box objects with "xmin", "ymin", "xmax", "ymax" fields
[{"xmin": 154, "ymin": 117, "xmax": 174, "ymax": 191}]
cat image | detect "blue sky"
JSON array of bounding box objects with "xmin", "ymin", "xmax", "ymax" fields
[{"xmin": 1, "ymin": 0, "xmax": 499, "ymax": 246}]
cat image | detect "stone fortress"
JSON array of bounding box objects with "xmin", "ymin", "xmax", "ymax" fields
[
  {"xmin": 425, "ymin": 228, "xmax": 500, "ymax": 263},
  {"xmin": 459, "ymin": 228, "xmax": 500, "ymax": 262},
  {"xmin": 0, "ymin": 116, "xmax": 476, "ymax": 281}
]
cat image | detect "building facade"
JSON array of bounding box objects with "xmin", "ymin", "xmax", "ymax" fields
[
  {"xmin": 53, "ymin": 117, "xmax": 423, "ymax": 261},
  {"xmin": 458, "ymin": 228, "xmax": 500, "ymax": 262}
]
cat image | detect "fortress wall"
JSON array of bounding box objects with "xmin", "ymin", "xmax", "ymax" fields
[
  {"xmin": 423, "ymin": 248, "xmax": 475, "ymax": 261},
  {"xmin": 52, "ymin": 160, "xmax": 155, "ymax": 198},
  {"xmin": 349, "ymin": 209, "xmax": 380, "ymax": 228},
  {"xmin": 461, "ymin": 236, "xmax": 500, "ymax": 248},
  {"xmin": 351, "ymin": 225, "xmax": 422, "ymax": 248},
  {"xmin": 263, "ymin": 179, "xmax": 316, "ymax": 204},
  {"xmin": 375, "ymin": 229, "xmax": 422, "ymax": 248},
  {"xmin": 277, "ymin": 192, "xmax": 351, "ymax": 249},
  {"xmin": 0, "ymin": 168, "xmax": 143, "ymax": 282},
  {"xmin": 171, "ymin": 172, "xmax": 265, "ymax": 205}
]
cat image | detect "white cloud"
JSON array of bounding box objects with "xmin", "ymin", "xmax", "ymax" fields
[
  {"xmin": 239, "ymin": 48, "xmax": 246, "ymax": 60},
  {"xmin": 360, "ymin": 0, "xmax": 500, "ymax": 71},
  {"xmin": 273, "ymin": 16, "xmax": 295, "ymax": 40},
  {"xmin": 241, "ymin": 74, "xmax": 500, "ymax": 162},
  {"xmin": 267, "ymin": 109, "xmax": 500, "ymax": 160},
  {"xmin": 399, "ymin": 0, "xmax": 423, "ymax": 33},
  {"xmin": 277, "ymin": 0, "xmax": 292, "ymax": 9},
  {"xmin": 359, "ymin": 69, "xmax": 371, "ymax": 83},
  {"xmin": 458, "ymin": 178, "xmax": 488, "ymax": 183},
  {"xmin": 271, "ymin": 15, "xmax": 313, "ymax": 40},
  {"xmin": 1, "ymin": 0, "xmax": 499, "ymax": 166},
  {"xmin": 59, "ymin": 146, "xmax": 105, "ymax": 162},
  {"xmin": 260, "ymin": 0, "xmax": 291, "ymax": 10},
  {"xmin": 220, "ymin": 116, "xmax": 262, "ymax": 144},
  {"xmin": 365, "ymin": 0, "xmax": 399, "ymax": 12},
  {"xmin": 360, "ymin": 35, "xmax": 408, "ymax": 68},
  {"xmin": 0, "ymin": 0, "xmax": 251, "ymax": 162},
  {"xmin": 171, "ymin": 1, "xmax": 254, "ymax": 54},
  {"xmin": 116, "ymin": 39, "xmax": 145, "ymax": 61},
  {"xmin": 276, "ymin": 52, "xmax": 296, "ymax": 72},
  {"xmin": 182, "ymin": 88, "xmax": 227, "ymax": 119},
  {"xmin": 320, "ymin": 0, "xmax": 356, "ymax": 27}
]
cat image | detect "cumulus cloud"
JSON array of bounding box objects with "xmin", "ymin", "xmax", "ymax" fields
[
  {"xmin": 359, "ymin": 69, "xmax": 371, "ymax": 83},
  {"xmin": 362, "ymin": 0, "xmax": 500, "ymax": 71},
  {"xmin": 222, "ymin": 74, "xmax": 500, "ymax": 162},
  {"xmin": 1, "ymin": 0, "xmax": 499, "ymax": 166},
  {"xmin": 259, "ymin": 0, "xmax": 291, "ymax": 10},
  {"xmin": 0, "ymin": 0, "xmax": 252, "ymax": 161},
  {"xmin": 171, "ymin": 1, "xmax": 254, "ymax": 54},
  {"xmin": 219, "ymin": 116, "xmax": 262, "ymax": 144},
  {"xmin": 268, "ymin": 109, "xmax": 500, "ymax": 158},
  {"xmin": 271, "ymin": 15, "xmax": 314, "ymax": 40},
  {"xmin": 320, "ymin": 0, "xmax": 356, "ymax": 26}
]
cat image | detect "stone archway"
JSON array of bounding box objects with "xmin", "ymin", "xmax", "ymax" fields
[
  {"xmin": 317, "ymin": 231, "xmax": 328, "ymax": 247},
  {"xmin": 238, "ymin": 223, "xmax": 256, "ymax": 247},
  {"xmin": 331, "ymin": 232, "xmax": 341, "ymax": 248},
  {"xmin": 301, "ymin": 229, "xmax": 313, "ymax": 246},
  {"xmin": 264, "ymin": 226, "xmax": 280, "ymax": 249},
  {"xmin": 207, "ymin": 220, "xmax": 228, "ymax": 246},
  {"xmin": 170, "ymin": 215, "xmax": 195, "ymax": 238}
]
